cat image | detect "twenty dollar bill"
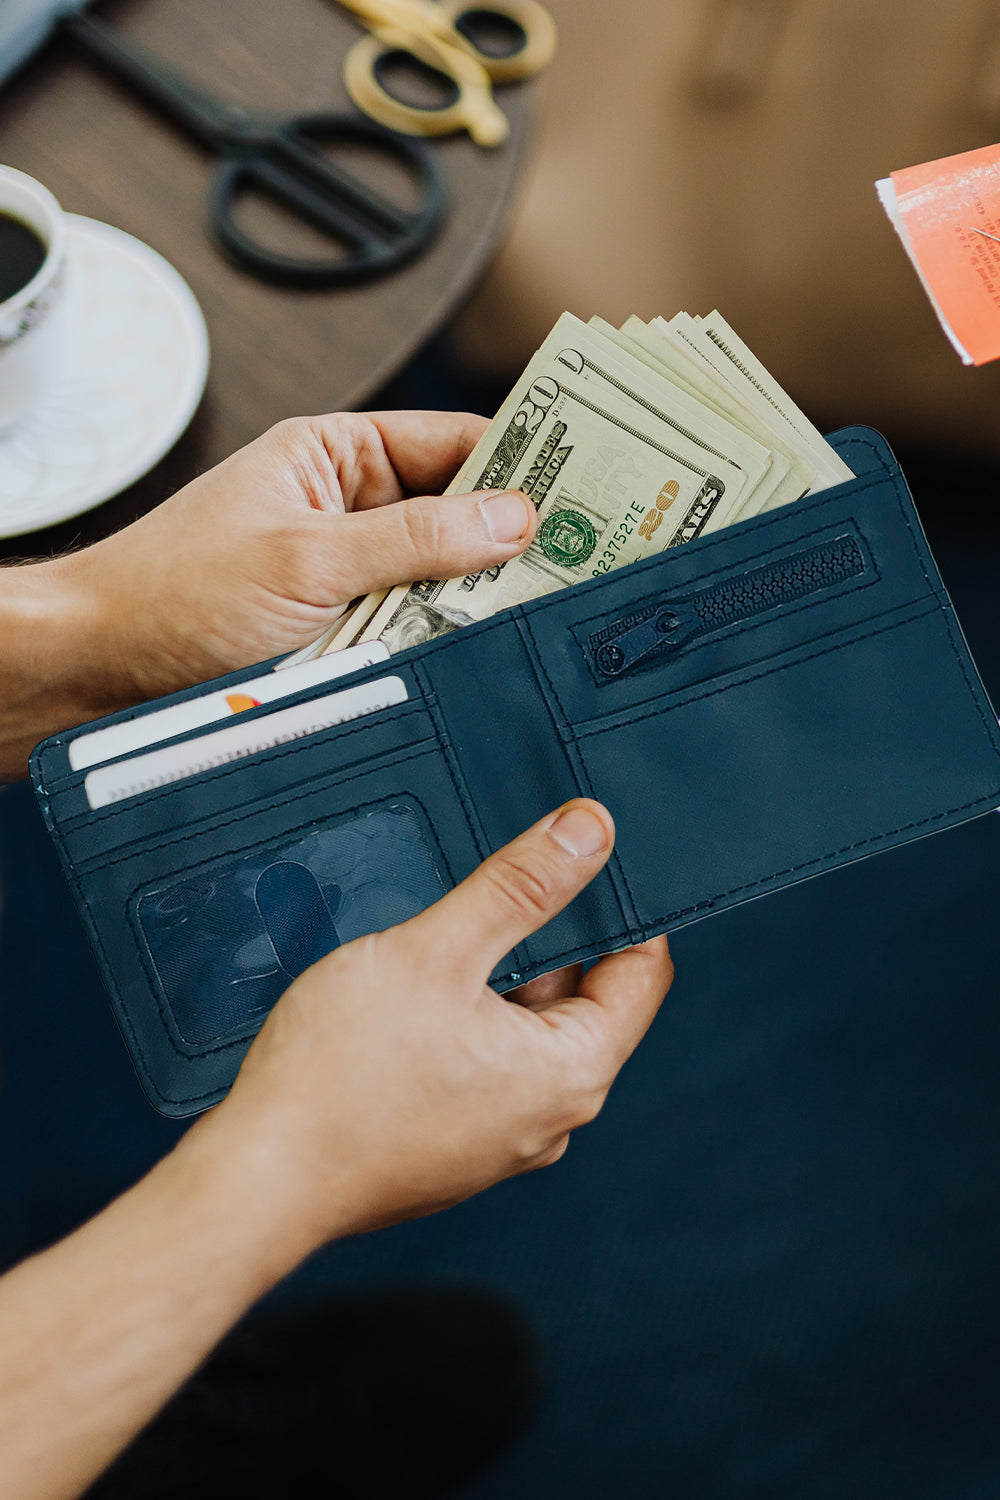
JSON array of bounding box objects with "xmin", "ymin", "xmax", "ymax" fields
[{"xmin": 347, "ymin": 314, "xmax": 764, "ymax": 654}]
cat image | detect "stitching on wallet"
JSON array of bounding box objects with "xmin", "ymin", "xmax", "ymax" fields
[
  {"xmin": 492, "ymin": 784, "xmax": 1000, "ymax": 985},
  {"xmin": 936, "ymin": 586, "xmax": 999, "ymax": 743},
  {"xmin": 569, "ymin": 735, "xmax": 644, "ymax": 925},
  {"xmin": 572, "ymin": 602, "xmax": 939, "ymax": 739},
  {"xmin": 59, "ymin": 703, "xmax": 431, "ymax": 829},
  {"xmin": 415, "ymin": 665, "xmax": 537, "ymax": 978},
  {"xmin": 570, "ymin": 519, "xmax": 882, "ymax": 686},
  {"xmin": 123, "ymin": 788, "xmax": 459, "ymax": 1072},
  {"xmin": 574, "ymin": 568, "xmax": 881, "ymax": 693},
  {"xmin": 533, "ymin": 448, "xmax": 938, "ymax": 727},
  {"xmin": 74, "ymin": 744, "xmax": 439, "ymax": 876},
  {"xmin": 636, "ymin": 787, "xmax": 1000, "ymax": 925},
  {"xmin": 70, "ymin": 745, "xmax": 444, "ymax": 1094},
  {"xmin": 519, "ymin": 611, "xmax": 644, "ymax": 925},
  {"xmin": 411, "ymin": 661, "xmax": 488, "ymax": 864}
]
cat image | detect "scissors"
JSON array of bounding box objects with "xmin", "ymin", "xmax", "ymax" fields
[
  {"xmin": 63, "ymin": 12, "xmax": 447, "ymax": 287},
  {"xmin": 337, "ymin": 0, "xmax": 557, "ymax": 147}
]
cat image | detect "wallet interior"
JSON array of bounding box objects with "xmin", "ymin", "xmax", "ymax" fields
[{"xmin": 31, "ymin": 427, "xmax": 1000, "ymax": 1113}]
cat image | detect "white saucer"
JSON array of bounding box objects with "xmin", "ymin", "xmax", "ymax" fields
[{"xmin": 0, "ymin": 216, "xmax": 209, "ymax": 538}]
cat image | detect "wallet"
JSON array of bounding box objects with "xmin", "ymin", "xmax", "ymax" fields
[{"xmin": 30, "ymin": 427, "xmax": 1000, "ymax": 1116}]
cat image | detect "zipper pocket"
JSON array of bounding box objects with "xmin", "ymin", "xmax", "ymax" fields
[{"xmin": 586, "ymin": 533, "xmax": 866, "ymax": 678}]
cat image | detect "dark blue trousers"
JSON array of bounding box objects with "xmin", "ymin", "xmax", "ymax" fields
[{"xmin": 2, "ymin": 431, "xmax": 998, "ymax": 1498}]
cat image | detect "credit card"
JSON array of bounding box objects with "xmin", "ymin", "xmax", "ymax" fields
[
  {"xmin": 69, "ymin": 641, "xmax": 390, "ymax": 772},
  {"xmin": 84, "ymin": 676, "xmax": 408, "ymax": 810}
]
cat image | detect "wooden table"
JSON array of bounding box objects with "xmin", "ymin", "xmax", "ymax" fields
[{"xmin": 0, "ymin": 0, "xmax": 532, "ymax": 556}]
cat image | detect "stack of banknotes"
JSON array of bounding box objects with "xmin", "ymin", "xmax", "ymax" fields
[{"xmin": 297, "ymin": 310, "xmax": 855, "ymax": 661}]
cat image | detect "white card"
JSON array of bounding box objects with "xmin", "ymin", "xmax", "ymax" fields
[
  {"xmin": 69, "ymin": 641, "xmax": 390, "ymax": 772},
  {"xmin": 84, "ymin": 676, "xmax": 409, "ymax": 810}
]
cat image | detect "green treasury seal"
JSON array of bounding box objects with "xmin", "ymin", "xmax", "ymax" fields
[{"xmin": 538, "ymin": 508, "xmax": 598, "ymax": 568}]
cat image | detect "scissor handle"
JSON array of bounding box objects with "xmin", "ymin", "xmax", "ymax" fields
[
  {"xmin": 344, "ymin": 26, "xmax": 506, "ymax": 146},
  {"xmin": 437, "ymin": 0, "xmax": 557, "ymax": 85},
  {"xmin": 342, "ymin": 0, "xmax": 555, "ymax": 146},
  {"xmin": 208, "ymin": 115, "xmax": 446, "ymax": 286},
  {"xmin": 337, "ymin": 0, "xmax": 556, "ymax": 84}
]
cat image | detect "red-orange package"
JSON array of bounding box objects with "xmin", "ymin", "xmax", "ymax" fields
[{"xmin": 877, "ymin": 143, "xmax": 1000, "ymax": 365}]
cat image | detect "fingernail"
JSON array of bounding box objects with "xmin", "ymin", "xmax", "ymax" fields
[
  {"xmin": 548, "ymin": 805, "xmax": 609, "ymax": 858},
  {"xmin": 480, "ymin": 491, "xmax": 531, "ymax": 544}
]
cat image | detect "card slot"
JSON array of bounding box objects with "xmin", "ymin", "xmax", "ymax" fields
[
  {"xmin": 53, "ymin": 698, "xmax": 436, "ymax": 870},
  {"xmin": 69, "ymin": 734, "xmax": 440, "ymax": 878},
  {"xmin": 36, "ymin": 650, "xmax": 289, "ymax": 790},
  {"xmin": 65, "ymin": 642, "xmax": 394, "ymax": 776},
  {"xmin": 36, "ymin": 652, "xmax": 419, "ymax": 794}
]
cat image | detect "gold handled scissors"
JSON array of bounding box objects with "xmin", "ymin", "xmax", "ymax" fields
[{"xmin": 337, "ymin": 0, "xmax": 557, "ymax": 147}]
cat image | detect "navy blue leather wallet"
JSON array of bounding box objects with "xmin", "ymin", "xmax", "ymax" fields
[{"xmin": 30, "ymin": 428, "xmax": 1000, "ymax": 1115}]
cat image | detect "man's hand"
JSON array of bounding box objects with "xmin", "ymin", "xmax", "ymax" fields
[
  {"xmin": 86, "ymin": 409, "xmax": 534, "ymax": 704},
  {"xmin": 0, "ymin": 410, "xmax": 534, "ymax": 778},
  {"xmin": 199, "ymin": 799, "xmax": 673, "ymax": 1257},
  {"xmin": 0, "ymin": 801, "xmax": 670, "ymax": 1500}
]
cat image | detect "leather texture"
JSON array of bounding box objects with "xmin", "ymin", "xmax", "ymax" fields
[{"xmin": 30, "ymin": 428, "xmax": 1000, "ymax": 1115}]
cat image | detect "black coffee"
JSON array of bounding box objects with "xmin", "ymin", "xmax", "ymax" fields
[{"xmin": 0, "ymin": 211, "xmax": 47, "ymax": 303}]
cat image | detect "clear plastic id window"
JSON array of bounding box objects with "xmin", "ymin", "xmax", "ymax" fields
[{"xmin": 132, "ymin": 799, "xmax": 446, "ymax": 1048}]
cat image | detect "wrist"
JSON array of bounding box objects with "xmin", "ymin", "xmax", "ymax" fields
[
  {"xmin": 173, "ymin": 1103, "xmax": 355, "ymax": 1283},
  {"xmin": 0, "ymin": 552, "xmax": 117, "ymax": 780}
]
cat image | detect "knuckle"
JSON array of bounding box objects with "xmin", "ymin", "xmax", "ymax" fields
[
  {"xmin": 266, "ymin": 416, "xmax": 309, "ymax": 454},
  {"xmin": 396, "ymin": 499, "xmax": 442, "ymax": 561},
  {"xmin": 264, "ymin": 417, "xmax": 340, "ymax": 508},
  {"xmin": 397, "ymin": 498, "xmax": 463, "ymax": 571},
  {"xmin": 340, "ymin": 414, "xmax": 384, "ymax": 483},
  {"xmin": 484, "ymin": 852, "xmax": 556, "ymax": 924},
  {"xmin": 511, "ymin": 1133, "xmax": 542, "ymax": 1168},
  {"xmin": 511, "ymin": 1129, "xmax": 569, "ymax": 1172},
  {"xmin": 535, "ymin": 1136, "xmax": 570, "ymax": 1169}
]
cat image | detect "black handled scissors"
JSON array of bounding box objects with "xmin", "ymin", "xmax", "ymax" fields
[{"xmin": 63, "ymin": 12, "xmax": 447, "ymax": 287}]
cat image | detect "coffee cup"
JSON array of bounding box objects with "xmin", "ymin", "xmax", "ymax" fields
[{"xmin": 0, "ymin": 165, "xmax": 68, "ymax": 432}]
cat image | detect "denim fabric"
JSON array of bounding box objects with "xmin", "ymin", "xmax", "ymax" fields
[{"xmin": 1, "ymin": 429, "xmax": 998, "ymax": 1497}]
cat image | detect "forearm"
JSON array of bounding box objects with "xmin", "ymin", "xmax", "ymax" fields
[
  {"xmin": 0, "ymin": 1116, "xmax": 320, "ymax": 1500},
  {"xmin": 0, "ymin": 556, "xmax": 116, "ymax": 782}
]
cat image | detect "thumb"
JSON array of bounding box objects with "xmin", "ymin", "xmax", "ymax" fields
[
  {"xmin": 322, "ymin": 489, "xmax": 536, "ymax": 597},
  {"xmin": 412, "ymin": 800, "xmax": 616, "ymax": 986}
]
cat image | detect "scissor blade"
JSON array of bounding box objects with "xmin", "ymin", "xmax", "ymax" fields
[
  {"xmin": 272, "ymin": 127, "xmax": 419, "ymax": 239},
  {"xmin": 63, "ymin": 13, "xmax": 239, "ymax": 147},
  {"xmin": 226, "ymin": 156, "xmax": 389, "ymax": 257}
]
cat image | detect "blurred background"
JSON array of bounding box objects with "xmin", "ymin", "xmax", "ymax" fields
[
  {"xmin": 453, "ymin": 0, "xmax": 1000, "ymax": 454},
  {"xmin": 2, "ymin": 2, "xmax": 1000, "ymax": 1496}
]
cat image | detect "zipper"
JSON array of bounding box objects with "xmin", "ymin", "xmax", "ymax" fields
[{"xmin": 587, "ymin": 534, "xmax": 866, "ymax": 678}]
